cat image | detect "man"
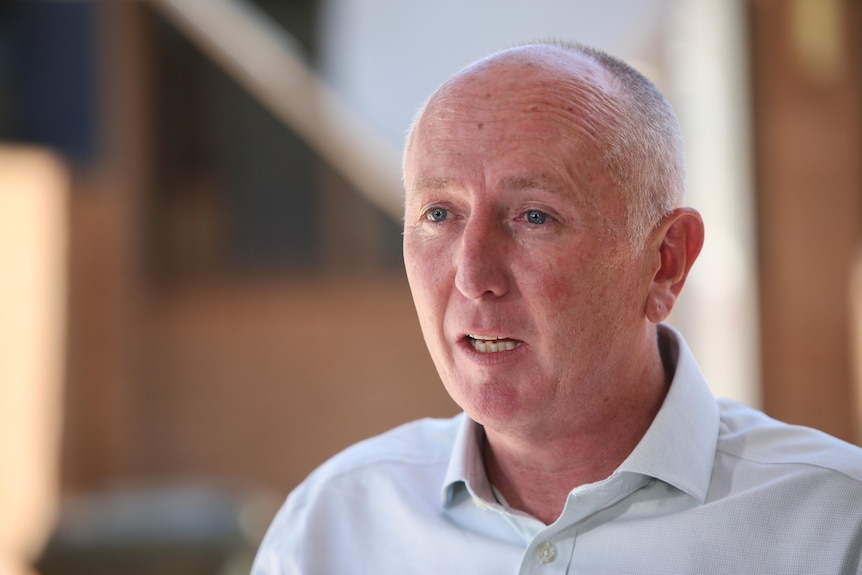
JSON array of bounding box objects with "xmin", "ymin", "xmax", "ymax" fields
[{"xmin": 252, "ymin": 41, "xmax": 862, "ymax": 574}]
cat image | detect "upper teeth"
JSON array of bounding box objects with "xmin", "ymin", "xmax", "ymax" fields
[{"xmin": 468, "ymin": 335, "xmax": 520, "ymax": 353}]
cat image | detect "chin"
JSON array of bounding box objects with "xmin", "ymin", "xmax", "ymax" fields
[{"xmin": 451, "ymin": 379, "xmax": 528, "ymax": 427}]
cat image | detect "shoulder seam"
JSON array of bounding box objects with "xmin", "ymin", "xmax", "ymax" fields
[{"xmin": 715, "ymin": 446, "xmax": 862, "ymax": 485}]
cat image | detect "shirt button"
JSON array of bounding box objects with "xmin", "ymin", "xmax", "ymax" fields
[{"xmin": 535, "ymin": 542, "xmax": 557, "ymax": 563}]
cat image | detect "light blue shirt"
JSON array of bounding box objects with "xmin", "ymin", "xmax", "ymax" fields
[{"xmin": 252, "ymin": 326, "xmax": 862, "ymax": 574}]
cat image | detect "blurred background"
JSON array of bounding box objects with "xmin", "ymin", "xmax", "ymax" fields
[{"xmin": 0, "ymin": 0, "xmax": 860, "ymax": 573}]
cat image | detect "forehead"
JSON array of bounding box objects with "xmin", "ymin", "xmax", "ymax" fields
[
  {"xmin": 423, "ymin": 51, "xmax": 616, "ymax": 132},
  {"xmin": 404, "ymin": 49, "xmax": 624, "ymax": 208},
  {"xmin": 408, "ymin": 49, "xmax": 623, "ymax": 163}
]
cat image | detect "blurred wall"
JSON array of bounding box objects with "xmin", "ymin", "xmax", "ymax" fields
[
  {"xmin": 751, "ymin": 0, "xmax": 862, "ymax": 442},
  {"xmin": 50, "ymin": 2, "xmax": 454, "ymax": 499}
]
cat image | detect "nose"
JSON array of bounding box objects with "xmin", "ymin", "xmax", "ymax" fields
[{"xmin": 454, "ymin": 215, "xmax": 511, "ymax": 299}]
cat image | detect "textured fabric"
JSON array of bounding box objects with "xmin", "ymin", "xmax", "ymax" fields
[{"xmin": 251, "ymin": 325, "xmax": 862, "ymax": 574}]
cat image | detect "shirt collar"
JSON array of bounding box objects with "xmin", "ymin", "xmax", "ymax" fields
[
  {"xmin": 617, "ymin": 324, "xmax": 719, "ymax": 503},
  {"xmin": 441, "ymin": 324, "xmax": 719, "ymax": 507},
  {"xmin": 441, "ymin": 413, "xmax": 492, "ymax": 507}
]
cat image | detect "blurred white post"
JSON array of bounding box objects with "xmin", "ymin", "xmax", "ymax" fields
[
  {"xmin": 0, "ymin": 146, "xmax": 67, "ymax": 575},
  {"xmin": 667, "ymin": 0, "xmax": 760, "ymax": 406}
]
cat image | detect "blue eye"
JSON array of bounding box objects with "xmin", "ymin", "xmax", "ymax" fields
[
  {"xmin": 525, "ymin": 210, "xmax": 548, "ymax": 225},
  {"xmin": 427, "ymin": 207, "xmax": 448, "ymax": 222}
]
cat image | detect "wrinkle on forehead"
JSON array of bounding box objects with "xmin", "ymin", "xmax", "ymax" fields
[
  {"xmin": 409, "ymin": 176, "xmax": 457, "ymax": 194},
  {"xmin": 446, "ymin": 47, "xmax": 620, "ymax": 105},
  {"xmin": 417, "ymin": 50, "xmax": 628, "ymax": 167}
]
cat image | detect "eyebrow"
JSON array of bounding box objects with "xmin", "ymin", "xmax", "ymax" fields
[
  {"xmin": 411, "ymin": 176, "xmax": 455, "ymax": 193},
  {"xmin": 411, "ymin": 174, "xmax": 557, "ymax": 194},
  {"xmin": 499, "ymin": 175, "xmax": 555, "ymax": 192}
]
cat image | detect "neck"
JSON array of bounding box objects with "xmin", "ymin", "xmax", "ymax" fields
[{"xmin": 482, "ymin": 346, "xmax": 670, "ymax": 525}]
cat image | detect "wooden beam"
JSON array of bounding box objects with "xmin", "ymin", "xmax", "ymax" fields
[{"xmin": 750, "ymin": 0, "xmax": 862, "ymax": 443}]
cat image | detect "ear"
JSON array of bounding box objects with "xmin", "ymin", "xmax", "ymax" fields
[{"xmin": 644, "ymin": 208, "xmax": 704, "ymax": 323}]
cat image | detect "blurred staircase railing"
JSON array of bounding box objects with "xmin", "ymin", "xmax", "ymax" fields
[{"xmin": 150, "ymin": 0, "xmax": 404, "ymax": 220}]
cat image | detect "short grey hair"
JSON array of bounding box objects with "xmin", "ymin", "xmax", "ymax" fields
[{"xmin": 547, "ymin": 40, "xmax": 686, "ymax": 247}]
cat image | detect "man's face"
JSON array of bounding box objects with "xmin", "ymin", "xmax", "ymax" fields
[{"xmin": 403, "ymin": 53, "xmax": 656, "ymax": 436}]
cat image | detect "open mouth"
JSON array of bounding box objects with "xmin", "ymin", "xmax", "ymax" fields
[{"xmin": 466, "ymin": 334, "xmax": 522, "ymax": 353}]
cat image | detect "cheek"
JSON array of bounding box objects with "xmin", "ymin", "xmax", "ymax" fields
[
  {"xmin": 522, "ymin": 249, "xmax": 634, "ymax": 328},
  {"xmin": 404, "ymin": 244, "xmax": 450, "ymax": 330},
  {"xmin": 403, "ymin": 238, "xmax": 429, "ymax": 288},
  {"xmin": 520, "ymin": 251, "xmax": 588, "ymax": 305}
]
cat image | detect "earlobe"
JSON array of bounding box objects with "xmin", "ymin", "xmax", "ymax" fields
[{"xmin": 644, "ymin": 208, "xmax": 704, "ymax": 323}]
